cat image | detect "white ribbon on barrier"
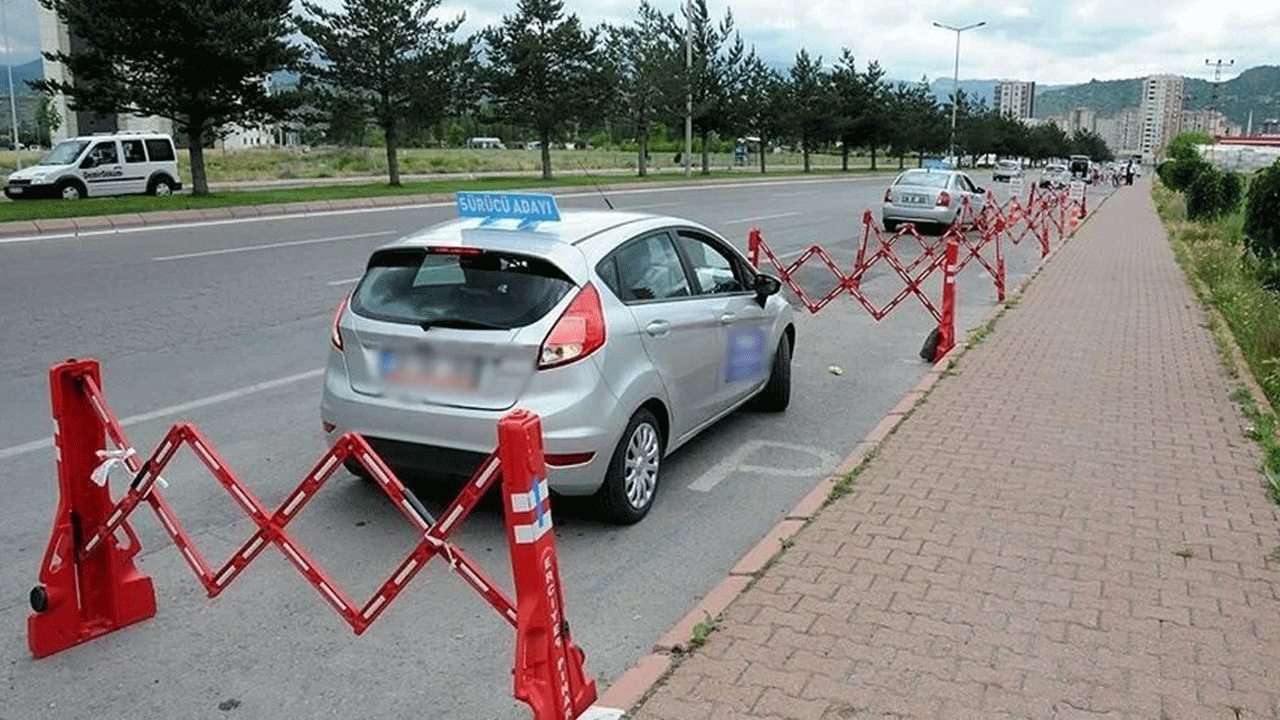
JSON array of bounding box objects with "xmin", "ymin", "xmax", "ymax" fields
[{"xmin": 91, "ymin": 447, "xmax": 168, "ymax": 491}]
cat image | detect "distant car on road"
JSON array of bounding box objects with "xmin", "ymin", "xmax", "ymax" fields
[
  {"xmin": 992, "ymin": 160, "xmax": 1023, "ymax": 183},
  {"xmin": 881, "ymin": 168, "xmax": 988, "ymax": 233},
  {"xmin": 321, "ymin": 194, "xmax": 795, "ymax": 524},
  {"xmin": 1069, "ymin": 154, "xmax": 1092, "ymax": 184},
  {"xmin": 1039, "ymin": 163, "xmax": 1070, "ymax": 190}
]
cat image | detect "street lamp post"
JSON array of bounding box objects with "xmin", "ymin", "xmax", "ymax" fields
[
  {"xmin": 932, "ymin": 20, "xmax": 984, "ymax": 167},
  {"xmin": 1, "ymin": 0, "xmax": 19, "ymax": 169},
  {"xmin": 684, "ymin": 0, "xmax": 692, "ymax": 178}
]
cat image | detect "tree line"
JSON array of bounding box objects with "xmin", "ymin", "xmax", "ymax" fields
[{"xmin": 36, "ymin": 0, "xmax": 1114, "ymax": 194}]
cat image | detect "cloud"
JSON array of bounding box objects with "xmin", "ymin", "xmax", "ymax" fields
[{"xmin": 7, "ymin": 0, "xmax": 1275, "ymax": 89}]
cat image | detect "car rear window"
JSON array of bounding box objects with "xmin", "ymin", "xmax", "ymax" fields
[
  {"xmin": 145, "ymin": 139, "xmax": 175, "ymax": 162},
  {"xmin": 351, "ymin": 247, "xmax": 574, "ymax": 330},
  {"xmin": 896, "ymin": 172, "xmax": 950, "ymax": 188}
]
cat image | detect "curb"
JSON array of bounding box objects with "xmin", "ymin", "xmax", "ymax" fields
[
  {"xmin": 0, "ymin": 172, "xmax": 900, "ymax": 241},
  {"xmin": 596, "ymin": 183, "xmax": 1115, "ymax": 717}
]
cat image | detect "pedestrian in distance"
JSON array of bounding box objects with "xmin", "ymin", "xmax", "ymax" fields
[{"xmin": 1125, "ymin": 162, "xmax": 1134, "ymax": 186}]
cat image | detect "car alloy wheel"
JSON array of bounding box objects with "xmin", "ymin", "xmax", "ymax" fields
[
  {"xmin": 595, "ymin": 408, "xmax": 662, "ymax": 524},
  {"xmin": 624, "ymin": 421, "xmax": 660, "ymax": 510}
]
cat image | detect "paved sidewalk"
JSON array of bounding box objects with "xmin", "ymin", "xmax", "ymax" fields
[{"xmin": 627, "ymin": 182, "xmax": 1280, "ymax": 719}]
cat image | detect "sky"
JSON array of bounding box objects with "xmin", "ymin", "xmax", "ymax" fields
[{"xmin": 1, "ymin": 0, "xmax": 1276, "ymax": 87}]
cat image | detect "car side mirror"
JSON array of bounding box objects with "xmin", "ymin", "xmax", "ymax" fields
[
  {"xmin": 974, "ymin": 186, "xmax": 986, "ymax": 194},
  {"xmin": 754, "ymin": 273, "xmax": 781, "ymax": 306},
  {"xmin": 80, "ymin": 157, "xmax": 96, "ymax": 169}
]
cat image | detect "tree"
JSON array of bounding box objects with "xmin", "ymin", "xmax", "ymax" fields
[
  {"xmin": 661, "ymin": 0, "xmax": 748, "ymax": 174},
  {"xmin": 1069, "ymin": 129, "xmax": 1113, "ymax": 161},
  {"xmin": 829, "ymin": 50, "xmax": 869, "ymax": 171},
  {"xmin": 298, "ymin": 0, "xmax": 475, "ymax": 186},
  {"xmin": 893, "ymin": 76, "xmax": 948, "ymax": 167},
  {"xmin": 606, "ymin": 2, "xmax": 680, "ymax": 177},
  {"xmin": 33, "ymin": 0, "xmax": 303, "ymax": 195},
  {"xmin": 482, "ymin": 0, "xmax": 609, "ymax": 180},
  {"xmin": 856, "ymin": 61, "xmax": 889, "ymax": 170},
  {"xmin": 786, "ymin": 49, "xmax": 828, "ymax": 173},
  {"xmin": 739, "ymin": 56, "xmax": 788, "ymax": 173},
  {"xmin": 35, "ymin": 94, "xmax": 61, "ymax": 147}
]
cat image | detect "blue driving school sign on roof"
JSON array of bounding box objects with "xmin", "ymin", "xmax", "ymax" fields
[{"xmin": 455, "ymin": 192, "xmax": 561, "ymax": 229}]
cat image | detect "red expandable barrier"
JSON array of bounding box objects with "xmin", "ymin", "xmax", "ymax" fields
[
  {"xmin": 28, "ymin": 359, "xmax": 597, "ymax": 720},
  {"xmin": 979, "ymin": 187, "xmax": 1051, "ymax": 259},
  {"xmin": 499, "ymin": 410, "xmax": 597, "ymax": 720}
]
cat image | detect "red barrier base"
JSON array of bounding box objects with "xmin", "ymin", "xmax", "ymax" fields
[{"xmin": 28, "ymin": 360, "xmax": 157, "ymax": 658}]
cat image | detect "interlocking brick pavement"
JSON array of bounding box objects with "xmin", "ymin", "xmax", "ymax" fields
[{"xmin": 627, "ymin": 182, "xmax": 1280, "ymax": 720}]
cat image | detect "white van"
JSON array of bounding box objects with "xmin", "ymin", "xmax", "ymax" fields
[{"xmin": 4, "ymin": 132, "xmax": 182, "ymax": 200}]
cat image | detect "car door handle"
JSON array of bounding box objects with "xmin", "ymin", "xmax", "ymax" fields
[
  {"xmin": 645, "ymin": 320, "xmax": 670, "ymax": 337},
  {"xmin": 719, "ymin": 313, "xmax": 736, "ymax": 325}
]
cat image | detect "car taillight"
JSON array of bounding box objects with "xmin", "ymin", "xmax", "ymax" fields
[
  {"xmin": 883, "ymin": 188, "xmax": 892, "ymax": 202},
  {"xmin": 539, "ymin": 283, "xmax": 606, "ymax": 369},
  {"xmin": 331, "ymin": 295, "xmax": 349, "ymax": 350},
  {"xmin": 428, "ymin": 246, "xmax": 483, "ymax": 256},
  {"xmin": 936, "ymin": 191, "xmax": 951, "ymax": 207}
]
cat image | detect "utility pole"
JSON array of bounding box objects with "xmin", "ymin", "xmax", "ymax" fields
[{"xmin": 1205, "ymin": 58, "xmax": 1233, "ymax": 113}]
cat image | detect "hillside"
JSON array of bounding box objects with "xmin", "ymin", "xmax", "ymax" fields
[
  {"xmin": 8, "ymin": 59, "xmax": 43, "ymax": 96},
  {"xmin": 1034, "ymin": 66, "xmax": 1280, "ymax": 128}
]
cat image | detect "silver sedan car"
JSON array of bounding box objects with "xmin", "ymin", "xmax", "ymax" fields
[
  {"xmin": 881, "ymin": 168, "xmax": 988, "ymax": 232},
  {"xmin": 321, "ymin": 197, "xmax": 795, "ymax": 524}
]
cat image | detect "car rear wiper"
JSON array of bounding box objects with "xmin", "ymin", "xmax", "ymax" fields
[{"xmin": 419, "ymin": 318, "xmax": 506, "ymax": 330}]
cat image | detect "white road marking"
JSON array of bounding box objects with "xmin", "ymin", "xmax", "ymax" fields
[
  {"xmin": 689, "ymin": 440, "xmax": 841, "ymax": 492},
  {"xmin": 0, "ymin": 175, "xmax": 890, "ymax": 246},
  {"xmin": 0, "ymin": 368, "xmax": 324, "ymax": 461},
  {"xmin": 576, "ymin": 707, "xmax": 625, "ymax": 720},
  {"xmin": 327, "ymin": 276, "xmax": 362, "ymax": 286},
  {"xmin": 153, "ymin": 231, "xmax": 396, "ymax": 261},
  {"xmin": 722, "ymin": 212, "xmax": 800, "ymax": 225},
  {"xmin": 616, "ymin": 201, "xmax": 681, "ymax": 210}
]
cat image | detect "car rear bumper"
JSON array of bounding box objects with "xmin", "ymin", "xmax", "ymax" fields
[
  {"xmin": 319, "ymin": 350, "xmax": 622, "ymax": 495},
  {"xmin": 881, "ymin": 203, "xmax": 955, "ymax": 226}
]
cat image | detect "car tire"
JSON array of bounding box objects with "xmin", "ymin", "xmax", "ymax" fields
[
  {"xmin": 753, "ymin": 336, "xmax": 792, "ymax": 412},
  {"xmin": 883, "ymin": 220, "xmax": 899, "ymax": 232},
  {"xmin": 148, "ymin": 176, "xmax": 176, "ymax": 196},
  {"xmin": 56, "ymin": 180, "xmax": 85, "ymax": 200},
  {"xmin": 593, "ymin": 408, "xmax": 662, "ymax": 525}
]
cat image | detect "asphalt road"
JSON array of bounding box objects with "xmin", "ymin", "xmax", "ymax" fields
[{"xmin": 0, "ymin": 169, "xmax": 1113, "ymax": 719}]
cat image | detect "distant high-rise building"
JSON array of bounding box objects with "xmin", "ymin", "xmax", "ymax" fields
[
  {"xmin": 1140, "ymin": 74, "xmax": 1184, "ymax": 160},
  {"xmin": 1181, "ymin": 109, "xmax": 1231, "ymax": 137},
  {"xmin": 1068, "ymin": 107, "xmax": 1096, "ymax": 134},
  {"xmin": 1096, "ymin": 108, "xmax": 1142, "ymax": 157},
  {"xmin": 994, "ymin": 80, "xmax": 1036, "ymax": 120}
]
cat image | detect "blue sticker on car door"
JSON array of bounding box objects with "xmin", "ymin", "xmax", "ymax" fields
[{"xmin": 725, "ymin": 327, "xmax": 767, "ymax": 382}]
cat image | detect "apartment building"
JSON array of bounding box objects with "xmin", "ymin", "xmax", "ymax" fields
[
  {"xmin": 994, "ymin": 80, "xmax": 1036, "ymax": 120},
  {"xmin": 1140, "ymin": 74, "xmax": 1184, "ymax": 160},
  {"xmin": 1096, "ymin": 108, "xmax": 1143, "ymax": 157}
]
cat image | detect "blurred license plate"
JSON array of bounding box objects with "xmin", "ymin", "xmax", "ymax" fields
[
  {"xmin": 905, "ymin": 194, "xmax": 928, "ymax": 204},
  {"xmin": 378, "ymin": 348, "xmax": 480, "ymax": 391}
]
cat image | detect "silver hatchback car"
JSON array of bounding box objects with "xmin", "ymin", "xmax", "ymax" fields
[
  {"xmin": 321, "ymin": 194, "xmax": 795, "ymax": 524},
  {"xmin": 881, "ymin": 168, "xmax": 988, "ymax": 232}
]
